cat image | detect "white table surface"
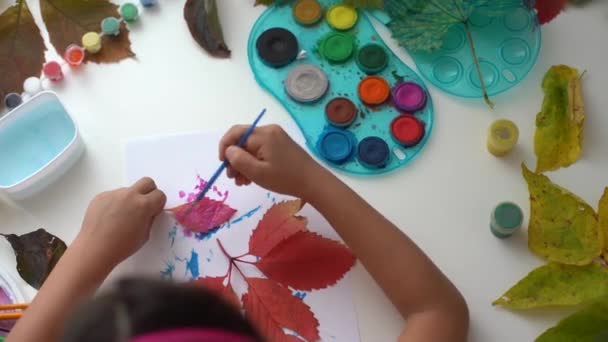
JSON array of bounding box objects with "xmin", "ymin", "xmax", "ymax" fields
[{"xmin": 1, "ymin": 1, "xmax": 608, "ymax": 341}]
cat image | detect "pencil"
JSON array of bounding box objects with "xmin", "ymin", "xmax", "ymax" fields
[
  {"xmin": 0, "ymin": 303, "xmax": 27, "ymax": 310},
  {"xmin": 0, "ymin": 312, "xmax": 22, "ymax": 321}
]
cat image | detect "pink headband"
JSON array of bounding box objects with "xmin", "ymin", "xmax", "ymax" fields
[{"xmin": 130, "ymin": 328, "xmax": 257, "ymax": 342}]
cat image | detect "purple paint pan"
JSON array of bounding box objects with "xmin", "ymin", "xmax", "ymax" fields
[{"xmin": 392, "ymin": 82, "xmax": 427, "ymax": 112}]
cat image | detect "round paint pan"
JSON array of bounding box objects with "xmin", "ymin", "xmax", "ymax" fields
[
  {"xmin": 357, "ymin": 136, "xmax": 390, "ymax": 168},
  {"xmin": 285, "ymin": 64, "xmax": 329, "ymax": 103},
  {"xmin": 256, "ymin": 27, "xmax": 299, "ymax": 68}
]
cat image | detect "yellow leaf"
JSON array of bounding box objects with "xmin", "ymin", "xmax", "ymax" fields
[
  {"xmin": 534, "ymin": 65, "xmax": 585, "ymax": 173},
  {"xmin": 494, "ymin": 262, "xmax": 608, "ymax": 309},
  {"xmin": 598, "ymin": 188, "xmax": 608, "ymax": 256},
  {"xmin": 523, "ymin": 164, "xmax": 602, "ymax": 265}
]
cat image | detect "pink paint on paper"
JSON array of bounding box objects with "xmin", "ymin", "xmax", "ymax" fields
[{"xmin": 170, "ymin": 198, "xmax": 236, "ymax": 233}]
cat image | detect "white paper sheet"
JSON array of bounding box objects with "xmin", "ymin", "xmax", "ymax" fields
[{"xmin": 118, "ymin": 130, "xmax": 361, "ymax": 342}]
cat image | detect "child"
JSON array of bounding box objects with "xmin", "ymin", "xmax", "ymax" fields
[{"xmin": 7, "ymin": 125, "xmax": 469, "ymax": 342}]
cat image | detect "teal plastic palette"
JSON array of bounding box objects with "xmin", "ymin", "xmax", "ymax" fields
[
  {"xmin": 248, "ymin": 0, "xmax": 434, "ymax": 175},
  {"xmin": 405, "ymin": 5, "xmax": 541, "ymax": 98}
]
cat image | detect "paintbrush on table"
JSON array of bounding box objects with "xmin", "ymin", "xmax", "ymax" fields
[{"xmin": 181, "ymin": 108, "xmax": 267, "ymax": 216}]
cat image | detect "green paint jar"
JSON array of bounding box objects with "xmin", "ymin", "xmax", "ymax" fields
[
  {"xmin": 490, "ymin": 202, "xmax": 523, "ymax": 238},
  {"xmin": 120, "ymin": 3, "xmax": 139, "ymax": 22},
  {"xmin": 356, "ymin": 44, "xmax": 388, "ymax": 74},
  {"xmin": 319, "ymin": 32, "xmax": 355, "ymax": 64},
  {"xmin": 101, "ymin": 17, "xmax": 121, "ymax": 36}
]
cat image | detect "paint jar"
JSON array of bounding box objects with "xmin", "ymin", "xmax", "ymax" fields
[
  {"xmin": 392, "ymin": 82, "xmax": 427, "ymax": 112},
  {"xmin": 390, "ymin": 114, "xmax": 425, "ymax": 147},
  {"xmin": 256, "ymin": 27, "xmax": 299, "ymax": 68},
  {"xmin": 487, "ymin": 119, "xmax": 519, "ymax": 157},
  {"xmin": 293, "ymin": 0, "xmax": 322, "ymax": 26},
  {"xmin": 64, "ymin": 44, "xmax": 85, "ymax": 67},
  {"xmin": 325, "ymin": 97, "xmax": 357, "ymax": 128},
  {"xmin": 285, "ymin": 64, "xmax": 329, "ymax": 103},
  {"xmin": 326, "ymin": 4, "xmax": 358, "ymax": 31},
  {"xmin": 43, "ymin": 61, "xmax": 63, "ymax": 82},
  {"xmin": 358, "ymin": 76, "xmax": 390, "ymax": 105},
  {"xmin": 356, "ymin": 44, "xmax": 388, "ymax": 74},
  {"xmin": 357, "ymin": 137, "xmax": 390, "ymax": 168},
  {"xmin": 319, "ymin": 32, "xmax": 355, "ymax": 64},
  {"xmin": 490, "ymin": 202, "xmax": 523, "ymax": 238},
  {"xmin": 317, "ymin": 129, "xmax": 355, "ymax": 164}
]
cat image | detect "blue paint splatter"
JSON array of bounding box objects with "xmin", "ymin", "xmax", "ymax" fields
[
  {"xmin": 294, "ymin": 291, "xmax": 307, "ymax": 299},
  {"xmin": 229, "ymin": 205, "xmax": 261, "ymax": 225},
  {"xmin": 206, "ymin": 249, "xmax": 214, "ymax": 262},
  {"xmin": 168, "ymin": 226, "xmax": 177, "ymax": 247},
  {"xmin": 267, "ymin": 192, "xmax": 270, "ymax": 198},
  {"xmin": 160, "ymin": 260, "xmax": 175, "ymax": 280},
  {"xmin": 185, "ymin": 250, "xmax": 200, "ymax": 279},
  {"xmin": 194, "ymin": 226, "xmax": 221, "ymax": 241}
]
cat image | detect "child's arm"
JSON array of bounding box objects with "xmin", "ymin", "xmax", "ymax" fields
[
  {"xmin": 7, "ymin": 178, "xmax": 166, "ymax": 342},
  {"xmin": 220, "ymin": 125, "xmax": 469, "ymax": 342}
]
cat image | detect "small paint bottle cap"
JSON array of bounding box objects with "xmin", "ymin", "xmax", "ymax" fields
[
  {"xmin": 491, "ymin": 202, "xmax": 523, "ymax": 238},
  {"xmin": 293, "ymin": 0, "xmax": 322, "ymax": 26},
  {"xmin": 43, "ymin": 61, "xmax": 64, "ymax": 82},
  {"xmin": 357, "ymin": 137, "xmax": 390, "ymax": 168},
  {"xmin": 326, "ymin": 4, "xmax": 358, "ymax": 31},
  {"xmin": 358, "ymin": 76, "xmax": 390, "ymax": 105},
  {"xmin": 140, "ymin": 0, "xmax": 157, "ymax": 7},
  {"xmin": 356, "ymin": 44, "xmax": 388, "ymax": 74},
  {"xmin": 120, "ymin": 3, "xmax": 139, "ymax": 22},
  {"xmin": 101, "ymin": 17, "xmax": 121, "ymax": 36},
  {"xmin": 317, "ymin": 130, "xmax": 355, "ymax": 164},
  {"xmin": 23, "ymin": 77, "xmax": 42, "ymax": 95},
  {"xmin": 64, "ymin": 44, "xmax": 85, "ymax": 67},
  {"xmin": 390, "ymin": 114, "xmax": 425, "ymax": 147},
  {"xmin": 256, "ymin": 27, "xmax": 299, "ymax": 68},
  {"xmin": 392, "ymin": 82, "xmax": 427, "ymax": 112},
  {"xmin": 82, "ymin": 32, "xmax": 102, "ymax": 54},
  {"xmin": 325, "ymin": 97, "xmax": 357, "ymax": 127},
  {"xmin": 487, "ymin": 119, "xmax": 519, "ymax": 157},
  {"xmin": 285, "ymin": 64, "xmax": 329, "ymax": 103},
  {"xmin": 319, "ymin": 32, "xmax": 354, "ymax": 64},
  {"xmin": 4, "ymin": 93, "xmax": 23, "ymax": 110}
]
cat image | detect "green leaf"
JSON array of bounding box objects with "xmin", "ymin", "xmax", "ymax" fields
[
  {"xmin": 534, "ymin": 65, "xmax": 585, "ymax": 173},
  {"xmin": 522, "ymin": 164, "xmax": 602, "ymax": 265},
  {"xmin": 493, "ymin": 262, "xmax": 608, "ymax": 309},
  {"xmin": 0, "ymin": 0, "xmax": 46, "ymax": 107},
  {"xmin": 598, "ymin": 188, "xmax": 608, "ymax": 256},
  {"xmin": 384, "ymin": 0, "xmax": 520, "ymax": 108},
  {"xmin": 2, "ymin": 229, "xmax": 67, "ymax": 290},
  {"xmin": 535, "ymin": 296, "xmax": 608, "ymax": 342},
  {"xmin": 184, "ymin": 0, "xmax": 231, "ymax": 58},
  {"xmin": 40, "ymin": 0, "xmax": 134, "ymax": 64},
  {"xmin": 343, "ymin": 0, "xmax": 384, "ymax": 8}
]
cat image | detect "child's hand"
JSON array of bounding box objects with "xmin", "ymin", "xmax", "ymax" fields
[
  {"xmin": 219, "ymin": 125, "xmax": 325, "ymax": 200},
  {"xmin": 75, "ymin": 177, "xmax": 166, "ymax": 270}
]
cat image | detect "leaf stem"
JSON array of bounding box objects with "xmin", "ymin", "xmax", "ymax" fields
[
  {"xmin": 234, "ymin": 258, "xmax": 257, "ymax": 266},
  {"xmin": 216, "ymin": 239, "xmax": 250, "ymax": 285},
  {"xmin": 464, "ymin": 20, "xmax": 494, "ymax": 109}
]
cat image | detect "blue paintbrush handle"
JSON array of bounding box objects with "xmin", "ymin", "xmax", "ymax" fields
[{"xmin": 190, "ymin": 108, "xmax": 267, "ymax": 207}]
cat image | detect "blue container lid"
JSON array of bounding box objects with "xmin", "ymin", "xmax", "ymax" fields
[
  {"xmin": 357, "ymin": 136, "xmax": 389, "ymax": 168},
  {"xmin": 318, "ymin": 130, "xmax": 355, "ymax": 164}
]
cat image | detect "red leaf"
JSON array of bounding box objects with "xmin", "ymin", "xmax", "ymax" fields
[
  {"xmin": 170, "ymin": 198, "xmax": 236, "ymax": 233},
  {"xmin": 256, "ymin": 231, "xmax": 356, "ymax": 291},
  {"xmin": 249, "ymin": 200, "xmax": 307, "ymax": 257},
  {"xmin": 535, "ymin": 0, "xmax": 567, "ymax": 25},
  {"xmin": 190, "ymin": 276, "xmax": 240, "ymax": 308},
  {"xmin": 243, "ymin": 278, "xmax": 319, "ymax": 342}
]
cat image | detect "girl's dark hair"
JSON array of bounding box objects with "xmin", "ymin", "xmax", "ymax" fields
[{"xmin": 61, "ymin": 278, "xmax": 261, "ymax": 342}]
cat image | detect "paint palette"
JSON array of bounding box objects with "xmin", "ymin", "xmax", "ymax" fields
[
  {"xmin": 405, "ymin": 5, "xmax": 541, "ymax": 98},
  {"xmin": 248, "ymin": 0, "xmax": 434, "ymax": 175}
]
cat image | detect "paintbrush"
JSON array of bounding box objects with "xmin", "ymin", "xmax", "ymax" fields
[
  {"xmin": 0, "ymin": 303, "xmax": 28, "ymax": 321},
  {"xmin": 183, "ymin": 108, "xmax": 267, "ymax": 216}
]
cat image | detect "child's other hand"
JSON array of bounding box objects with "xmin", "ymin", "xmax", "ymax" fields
[
  {"xmin": 219, "ymin": 125, "xmax": 324, "ymax": 200},
  {"xmin": 75, "ymin": 177, "xmax": 166, "ymax": 270}
]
